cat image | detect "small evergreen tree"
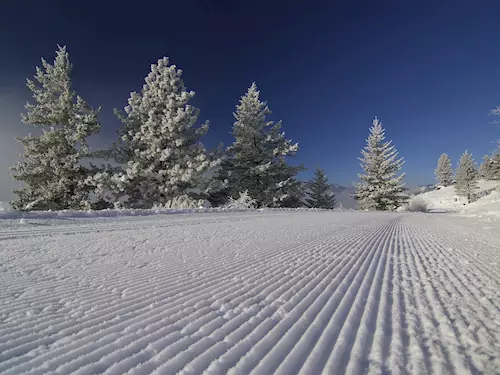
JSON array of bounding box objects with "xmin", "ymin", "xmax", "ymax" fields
[
  {"xmin": 355, "ymin": 117, "xmax": 407, "ymax": 211},
  {"xmin": 88, "ymin": 57, "xmax": 217, "ymax": 208},
  {"xmin": 306, "ymin": 168, "xmax": 336, "ymax": 209},
  {"xmin": 479, "ymin": 155, "xmax": 492, "ymax": 179},
  {"xmin": 11, "ymin": 46, "xmax": 100, "ymax": 211},
  {"xmin": 455, "ymin": 150, "xmax": 478, "ymax": 204},
  {"xmin": 210, "ymin": 83, "xmax": 302, "ymax": 207},
  {"xmin": 434, "ymin": 153, "xmax": 453, "ymax": 186}
]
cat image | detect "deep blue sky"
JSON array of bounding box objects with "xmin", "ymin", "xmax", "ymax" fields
[{"xmin": 1, "ymin": 0, "xmax": 500, "ymax": 198}]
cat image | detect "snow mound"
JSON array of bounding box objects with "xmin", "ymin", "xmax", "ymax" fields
[
  {"xmin": 0, "ymin": 206, "xmax": 346, "ymax": 222},
  {"xmin": 0, "ymin": 201, "xmax": 14, "ymax": 212},
  {"xmin": 459, "ymin": 190, "xmax": 500, "ymax": 220},
  {"xmin": 398, "ymin": 196, "xmax": 429, "ymax": 212},
  {"xmin": 224, "ymin": 190, "xmax": 257, "ymax": 210},
  {"xmin": 415, "ymin": 179, "xmax": 500, "ymax": 219}
]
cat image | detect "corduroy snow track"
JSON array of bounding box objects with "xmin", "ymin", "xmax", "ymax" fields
[{"xmin": 0, "ymin": 211, "xmax": 499, "ymax": 375}]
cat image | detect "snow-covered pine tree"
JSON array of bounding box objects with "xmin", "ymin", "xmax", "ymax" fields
[
  {"xmin": 11, "ymin": 46, "xmax": 100, "ymax": 211},
  {"xmin": 488, "ymin": 105, "xmax": 500, "ymax": 178},
  {"xmin": 355, "ymin": 117, "xmax": 408, "ymax": 211},
  {"xmin": 479, "ymin": 155, "xmax": 491, "ymax": 179},
  {"xmin": 455, "ymin": 150, "xmax": 478, "ymax": 203},
  {"xmin": 434, "ymin": 153, "xmax": 453, "ymax": 186},
  {"xmin": 480, "ymin": 151, "xmax": 500, "ymax": 180},
  {"xmin": 489, "ymin": 151, "xmax": 500, "ymax": 180},
  {"xmin": 90, "ymin": 57, "xmax": 217, "ymax": 209},
  {"xmin": 211, "ymin": 83, "xmax": 302, "ymax": 207},
  {"xmin": 306, "ymin": 168, "xmax": 336, "ymax": 209},
  {"xmin": 479, "ymin": 154, "xmax": 497, "ymax": 180}
]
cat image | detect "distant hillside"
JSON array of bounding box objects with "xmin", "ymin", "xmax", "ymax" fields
[{"xmin": 330, "ymin": 184, "xmax": 357, "ymax": 209}]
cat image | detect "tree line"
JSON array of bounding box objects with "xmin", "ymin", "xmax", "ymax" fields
[
  {"xmin": 10, "ymin": 47, "xmax": 305, "ymax": 211},
  {"xmin": 8, "ymin": 46, "xmax": 497, "ymax": 212},
  {"xmin": 434, "ymin": 146, "xmax": 500, "ymax": 204}
]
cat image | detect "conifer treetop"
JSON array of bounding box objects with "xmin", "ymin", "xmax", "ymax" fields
[{"xmin": 230, "ymin": 82, "xmax": 298, "ymax": 158}]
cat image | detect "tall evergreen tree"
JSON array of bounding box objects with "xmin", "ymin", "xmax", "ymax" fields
[
  {"xmin": 355, "ymin": 117, "xmax": 407, "ymax": 211},
  {"xmin": 455, "ymin": 150, "xmax": 478, "ymax": 204},
  {"xmin": 306, "ymin": 168, "xmax": 336, "ymax": 209},
  {"xmin": 434, "ymin": 153, "xmax": 453, "ymax": 186},
  {"xmin": 88, "ymin": 57, "xmax": 217, "ymax": 208},
  {"xmin": 210, "ymin": 83, "xmax": 302, "ymax": 207},
  {"xmin": 11, "ymin": 46, "xmax": 100, "ymax": 211}
]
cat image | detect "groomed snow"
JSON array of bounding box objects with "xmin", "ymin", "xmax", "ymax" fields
[{"xmin": 1, "ymin": 211, "xmax": 499, "ymax": 374}]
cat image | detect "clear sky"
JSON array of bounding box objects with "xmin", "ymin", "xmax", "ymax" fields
[{"xmin": 1, "ymin": 0, "xmax": 499, "ymax": 200}]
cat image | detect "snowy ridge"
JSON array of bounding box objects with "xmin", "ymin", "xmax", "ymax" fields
[{"xmin": 1, "ymin": 211, "xmax": 499, "ymax": 374}]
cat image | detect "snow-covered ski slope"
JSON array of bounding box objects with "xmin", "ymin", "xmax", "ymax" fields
[{"xmin": 1, "ymin": 211, "xmax": 499, "ymax": 375}]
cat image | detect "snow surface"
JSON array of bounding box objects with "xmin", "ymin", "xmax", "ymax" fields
[{"xmin": 1, "ymin": 210, "xmax": 500, "ymax": 374}]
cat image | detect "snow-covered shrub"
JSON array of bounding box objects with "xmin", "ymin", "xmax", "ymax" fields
[
  {"xmin": 407, "ymin": 196, "xmax": 429, "ymax": 212},
  {"xmin": 152, "ymin": 195, "xmax": 210, "ymax": 210},
  {"xmin": 0, "ymin": 201, "xmax": 14, "ymax": 212},
  {"xmin": 225, "ymin": 190, "xmax": 257, "ymax": 210},
  {"xmin": 333, "ymin": 202, "xmax": 345, "ymax": 211}
]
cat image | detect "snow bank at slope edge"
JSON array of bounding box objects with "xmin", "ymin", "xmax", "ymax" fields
[{"xmin": 0, "ymin": 205, "xmax": 355, "ymax": 220}]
